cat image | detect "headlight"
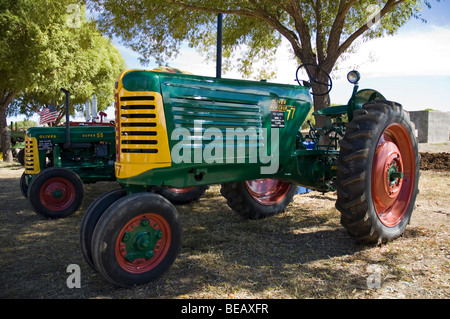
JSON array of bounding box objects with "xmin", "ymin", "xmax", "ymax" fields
[{"xmin": 347, "ymin": 70, "xmax": 361, "ymax": 84}]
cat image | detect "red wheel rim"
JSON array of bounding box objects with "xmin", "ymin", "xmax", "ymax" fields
[
  {"xmin": 372, "ymin": 123, "xmax": 416, "ymax": 227},
  {"xmin": 115, "ymin": 213, "xmax": 171, "ymax": 274},
  {"xmin": 39, "ymin": 177, "xmax": 75, "ymax": 211},
  {"xmin": 167, "ymin": 186, "xmax": 196, "ymax": 194},
  {"xmin": 245, "ymin": 179, "xmax": 292, "ymax": 205}
]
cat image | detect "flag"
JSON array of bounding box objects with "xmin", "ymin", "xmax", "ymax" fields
[{"xmin": 38, "ymin": 104, "xmax": 58, "ymax": 124}]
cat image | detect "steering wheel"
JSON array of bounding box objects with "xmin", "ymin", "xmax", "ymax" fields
[{"xmin": 295, "ymin": 63, "xmax": 333, "ymax": 96}]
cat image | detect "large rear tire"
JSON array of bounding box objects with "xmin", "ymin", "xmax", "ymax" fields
[
  {"xmin": 151, "ymin": 185, "xmax": 209, "ymax": 205},
  {"xmin": 91, "ymin": 192, "xmax": 182, "ymax": 287},
  {"xmin": 335, "ymin": 101, "xmax": 420, "ymax": 244},
  {"xmin": 221, "ymin": 179, "xmax": 297, "ymax": 219}
]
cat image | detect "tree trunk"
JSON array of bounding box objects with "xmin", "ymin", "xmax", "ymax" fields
[
  {"xmin": 310, "ymin": 68, "xmax": 332, "ymax": 130},
  {"xmin": 310, "ymin": 72, "xmax": 332, "ymax": 146},
  {"xmin": 312, "ymin": 92, "xmax": 331, "ymax": 128},
  {"xmin": 0, "ymin": 108, "xmax": 13, "ymax": 163},
  {"xmin": 0, "ymin": 92, "xmax": 17, "ymax": 163}
]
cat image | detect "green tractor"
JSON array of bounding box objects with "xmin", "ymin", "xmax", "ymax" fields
[
  {"xmin": 22, "ymin": 87, "xmax": 208, "ymax": 219},
  {"xmin": 22, "ymin": 89, "xmax": 117, "ymax": 219},
  {"xmin": 80, "ymin": 65, "xmax": 419, "ymax": 287}
]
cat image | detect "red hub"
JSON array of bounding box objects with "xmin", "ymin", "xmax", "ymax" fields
[
  {"xmin": 372, "ymin": 123, "xmax": 416, "ymax": 227},
  {"xmin": 245, "ymin": 179, "xmax": 292, "ymax": 205},
  {"xmin": 39, "ymin": 177, "xmax": 75, "ymax": 211},
  {"xmin": 115, "ymin": 213, "xmax": 171, "ymax": 274}
]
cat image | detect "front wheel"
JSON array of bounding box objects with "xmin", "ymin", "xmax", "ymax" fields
[
  {"xmin": 27, "ymin": 167, "xmax": 84, "ymax": 219},
  {"xmin": 20, "ymin": 172, "xmax": 29, "ymax": 199},
  {"xmin": 80, "ymin": 188, "xmax": 127, "ymax": 271},
  {"xmin": 335, "ymin": 101, "xmax": 420, "ymax": 244},
  {"xmin": 91, "ymin": 192, "xmax": 182, "ymax": 287},
  {"xmin": 221, "ymin": 179, "xmax": 297, "ymax": 219}
]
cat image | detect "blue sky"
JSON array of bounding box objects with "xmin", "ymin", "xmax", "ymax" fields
[{"xmin": 116, "ymin": 0, "xmax": 450, "ymax": 113}]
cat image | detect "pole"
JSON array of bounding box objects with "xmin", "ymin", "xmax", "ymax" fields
[
  {"xmin": 60, "ymin": 88, "xmax": 71, "ymax": 149},
  {"xmin": 216, "ymin": 13, "xmax": 223, "ymax": 79}
]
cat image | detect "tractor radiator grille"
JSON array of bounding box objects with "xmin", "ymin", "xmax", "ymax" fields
[
  {"xmin": 24, "ymin": 135, "xmax": 39, "ymax": 174},
  {"xmin": 118, "ymin": 94, "xmax": 159, "ymax": 155}
]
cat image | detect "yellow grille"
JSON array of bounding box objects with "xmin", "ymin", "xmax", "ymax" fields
[
  {"xmin": 115, "ymin": 89, "xmax": 171, "ymax": 179},
  {"xmin": 24, "ymin": 135, "xmax": 40, "ymax": 174},
  {"xmin": 119, "ymin": 93, "xmax": 159, "ymax": 155}
]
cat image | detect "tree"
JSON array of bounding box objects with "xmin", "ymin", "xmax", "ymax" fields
[
  {"xmin": 89, "ymin": 0, "xmax": 429, "ymax": 127},
  {"xmin": 1, "ymin": 1, "xmax": 125, "ymax": 162},
  {"xmin": 10, "ymin": 18, "xmax": 126, "ymax": 125},
  {"xmin": 0, "ymin": 0, "xmax": 61, "ymax": 162}
]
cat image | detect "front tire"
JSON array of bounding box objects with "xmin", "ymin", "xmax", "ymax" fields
[
  {"xmin": 80, "ymin": 188, "xmax": 127, "ymax": 271},
  {"xmin": 335, "ymin": 101, "xmax": 420, "ymax": 244},
  {"xmin": 27, "ymin": 168, "xmax": 84, "ymax": 219},
  {"xmin": 17, "ymin": 149, "xmax": 25, "ymax": 166},
  {"xmin": 91, "ymin": 192, "xmax": 182, "ymax": 287},
  {"xmin": 20, "ymin": 172, "xmax": 29, "ymax": 199}
]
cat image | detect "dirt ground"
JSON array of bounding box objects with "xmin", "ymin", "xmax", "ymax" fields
[{"xmin": 0, "ymin": 143, "xmax": 448, "ymax": 299}]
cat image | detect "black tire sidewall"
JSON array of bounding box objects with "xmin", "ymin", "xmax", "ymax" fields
[
  {"xmin": 365, "ymin": 107, "xmax": 419, "ymax": 241},
  {"xmin": 152, "ymin": 185, "xmax": 209, "ymax": 205},
  {"xmin": 20, "ymin": 172, "xmax": 28, "ymax": 199},
  {"xmin": 80, "ymin": 188, "xmax": 127, "ymax": 271},
  {"xmin": 336, "ymin": 101, "xmax": 420, "ymax": 243},
  {"xmin": 18, "ymin": 149, "xmax": 25, "ymax": 166},
  {"xmin": 91, "ymin": 192, "xmax": 182, "ymax": 287}
]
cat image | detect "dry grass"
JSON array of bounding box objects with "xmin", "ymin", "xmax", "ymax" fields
[{"xmin": 0, "ymin": 160, "xmax": 448, "ymax": 299}]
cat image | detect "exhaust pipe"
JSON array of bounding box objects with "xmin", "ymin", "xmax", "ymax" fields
[
  {"xmin": 216, "ymin": 13, "xmax": 223, "ymax": 79},
  {"xmin": 92, "ymin": 94, "xmax": 97, "ymax": 122},
  {"xmin": 85, "ymin": 98, "xmax": 91, "ymax": 122},
  {"xmin": 60, "ymin": 88, "xmax": 71, "ymax": 149}
]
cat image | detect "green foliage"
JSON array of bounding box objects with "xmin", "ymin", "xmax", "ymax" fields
[
  {"xmin": 17, "ymin": 15, "xmax": 126, "ymax": 118},
  {"xmin": 89, "ymin": 0, "xmax": 425, "ymax": 80},
  {"xmin": 10, "ymin": 120, "xmax": 37, "ymax": 131},
  {"xmin": 0, "ymin": 0, "xmax": 125, "ymax": 161},
  {"xmin": 89, "ymin": 0, "xmax": 284, "ymax": 79},
  {"xmin": 1, "ymin": 0, "xmax": 126, "ymax": 119}
]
